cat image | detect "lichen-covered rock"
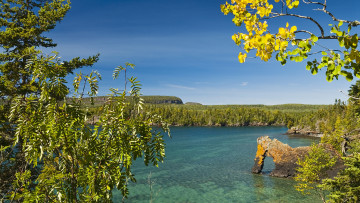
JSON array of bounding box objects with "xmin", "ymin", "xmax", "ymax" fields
[{"xmin": 251, "ymin": 136, "xmax": 343, "ymax": 178}]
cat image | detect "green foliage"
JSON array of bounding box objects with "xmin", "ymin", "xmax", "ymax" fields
[
  {"xmin": 290, "ymin": 101, "xmax": 348, "ymax": 133},
  {"xmin": 295, "ymin": 144, "xmax": 337, "ymax": 202},
  {"xmin": 320, "ymin": 153, "xmax": 360, "ymax": 202},
  {"xmin": 348, "ymin": 137, "xmax": 360, "ymax": 155},
  {"xmin": 80, "ymin": 96, "xmax": 183, "ymax": 108},
  {"xmin": 8, "ymin": 67, "xmax": 169, "ymax": 201},
  {"xmin": 0, "ymin": 0, "xmax": 89, "ymax": 97},
  {"xmin": 185, "ymin": 102, "xmax": 202, "ymax": 105},
  {"xmin": 348, "ymin": 80, "xmax": 360, "ymax": 106},
  {"xmin": 321, "ymin": 116, "xmax": 346, "ymax": 153},
  {"xmin": 82, "ymin": 102, "xmax": 329, "ymax": 128},
  {"xmin": 287, "ymin": 120, "xmax": 294, "ymax": 128},
  {"xmin": 292, "ymin": 83, "xmax": 360, "ymax": 202},
  {"xmin": 305, "ymin": 22, "xmax": 360, "ymax": 82},
  {"xmin": 143, "ymin": 104, "xmax": 326, "ymax": 127},
  {"xmin": 0, "ymin": 0, "xmax": 169, "ymax": 201},
  {"xmin": 0, "ymin": 0, "xmax": 75, "ymax": 198}
]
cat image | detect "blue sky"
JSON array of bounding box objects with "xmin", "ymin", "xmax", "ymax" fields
[{"xmin": 46, "ymin": 0, "xmax": 360, "ymax": 105}]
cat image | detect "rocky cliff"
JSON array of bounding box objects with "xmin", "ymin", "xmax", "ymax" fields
[{"xmin": 251, "ymin": 136, "xmax": 343, "ymax": 178}]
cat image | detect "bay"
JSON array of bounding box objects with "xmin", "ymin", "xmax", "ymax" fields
[{"xmin": 113, "ymin": 126, "xmax": 321, "ymax": 203}]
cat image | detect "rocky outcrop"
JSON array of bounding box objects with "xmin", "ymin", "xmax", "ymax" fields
[
  {"xmin": 286, "ymin": 127, "xmax": 323, "ymax": 137},
  {"xmin": 251, "ymin": 136, "xmax": 343, "ymax": 178}
]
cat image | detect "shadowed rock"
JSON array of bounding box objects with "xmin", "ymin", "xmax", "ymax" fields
[{"xmin": 251, "ymin": 136, "xmax": 343, "ymax": 178}]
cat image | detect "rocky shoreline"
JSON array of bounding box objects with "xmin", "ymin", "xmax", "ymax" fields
[
  {"xmin": 87, "ymin": 118, "xmax": 325, "ymax": 140},
  {"xmin": 285, "ymin": 126, "xmax": 323, "ymax": 138}
]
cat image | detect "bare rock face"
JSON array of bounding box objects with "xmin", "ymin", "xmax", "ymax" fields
[{"xmin": 251, "ymin": 136, "xmax": 343, "ymax": 178}]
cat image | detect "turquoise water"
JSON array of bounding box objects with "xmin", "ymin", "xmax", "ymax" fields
[{"xmin": 113, "ymin": 126, "xmax": 321, "ymax": 203}]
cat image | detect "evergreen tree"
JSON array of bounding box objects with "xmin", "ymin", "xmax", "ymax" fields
[{"xmin": 0, "ymin": 1, "xmax": 169, "ymax": 201}]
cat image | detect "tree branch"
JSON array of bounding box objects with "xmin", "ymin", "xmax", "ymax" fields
[
  {"xmin": 318, "ymin": 36, "xmax": 338, "ymax": 39},
  {"xmin": 294, "ymin": 30, "xmax": 314, "ymax": 36},
  {"xmin": 267, "ymin": 12, "xmax": 325, "ymax": 37},
  {"xmin": 310, "ymin": 0, "xmax": 360, "ymax": 27},
  {"xmin": 302, "ymin": 0, "xmax": 325, "ymax": 7},
  {"xmin": 314, "ymin": 8, "xmax": 360, "ymax": 27}
]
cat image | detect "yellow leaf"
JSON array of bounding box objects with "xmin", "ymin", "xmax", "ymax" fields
[
  {"xmin": 278, "ymin": 27, "xmax": 286, "ymax": 36},
  {"xmin": 293, "ymin": 0, "xmax": 299, "ymax": 8},
  {"xmin": 231, "ymin": 34, "xmax": 237, "ymax": 41},
  {"xmin": 280, "ymin": 41, "xmax": 289, "ymax": 50},
  {"xmin": 238, "ymin": 52, "xmax": 247, "ymax": 63},
  {"xmin": 257, "ymin": 7, "xmax": 265, "ymax": 18},
  {"xmin": 290, "ymin": 26, "xmax": 297, "ymax": 33}
]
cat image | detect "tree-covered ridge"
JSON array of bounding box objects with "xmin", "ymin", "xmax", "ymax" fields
[
  {"xmin": 171, "ymin": 103, "xmax": 328, "ymax": 113},
  {"xmin": 80, "ymin": 96, "xmax": 183, "ymax": 107},
  {"xmin": 141, "ymin": 96, "xmax": 183, "ymax": 104},
  {"xmin": 290, "ymin": 103, "xmax": 341, "ymax": 128},
  {"xmin": 143, "ymin": 103, "xmax": 328, "ymax": 127},
  {"xmin": 83, "ymin": 97, "xmax": 329, "ymax": 127},
  {"xmin": 259, "ymin": 104, "xmax": 330, "ymax": 113}
]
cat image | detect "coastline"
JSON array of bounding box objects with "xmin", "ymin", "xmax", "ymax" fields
[{"xmin": 285, "ymin": 127, "xmax": 323, "ymax": 138}]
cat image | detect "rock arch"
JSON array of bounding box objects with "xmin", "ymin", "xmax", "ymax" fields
[{"xmin": 251, "ymin": 136, "xmax": 342, "ymax": 178}]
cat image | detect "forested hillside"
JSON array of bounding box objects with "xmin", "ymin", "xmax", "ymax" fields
[
  {"xmin": 144, "ymin": 103, "xmax": 328, "ymax": 127},
  {"xmin": 84, "ymin": 96, "xmax": 330, "ymax": 128},
  {"xmin": 81, "ymin": 96, "xmax": 183, "ymax": 107}
]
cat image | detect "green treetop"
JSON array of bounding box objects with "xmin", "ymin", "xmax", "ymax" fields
[
  {"xmin": 0, "ymin": 1, "xmax": 169, "ymax": 201},
  {"xmin": 0, "ymin": 0, "xmax": 98, "ymax": 97}
]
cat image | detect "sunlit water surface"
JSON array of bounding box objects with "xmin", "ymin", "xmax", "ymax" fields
[{"xmin": 113, "ymin": 126, "xmax": 321, "ymax": 203}]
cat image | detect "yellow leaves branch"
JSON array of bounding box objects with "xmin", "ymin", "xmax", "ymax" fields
[
  {"xmin": 222, "ymin": 0, "xmax": 299, "ymax": 63},
  {"xmin": 231, "ymin": 22, "xmax": 297, "ymax": 63},
  {"xmin": 222, "ymin": 0, "xmax": 360, "ymax": 82}
]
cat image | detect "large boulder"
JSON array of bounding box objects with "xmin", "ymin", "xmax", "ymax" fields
[{"xmin": 251, "ymin": 136, "xmax": 343, "ymax": 178}]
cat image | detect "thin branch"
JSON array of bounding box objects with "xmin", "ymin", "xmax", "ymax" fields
[
  {"xmin": 294, "ymin": 30, "xmax": 314, "ymax": 36},
  {"xmin": 302, "ymin": 0, "xmax": 325, "ymax": 6},
  {"xmin": 305, "ymin": 51, "xmax": 324, "ymax": 56},
  {"xmin": 80, "ymin": 77, "xmax": 87, "ymax": 99},
  {"xmin": 293, "ymin": 34, "xmax": 339, "ymax": 41},
  {"xmin": 318, "ymin": 36, "xmax": 338, "ymax": 39},
  {"xmin": 264, "ymin": 0, "xmax": 360, "ymax": 40},
  {"xmin": 313, "ymin": 41, "xmax": 343, "ymax": 53},
  {"xmin": 314, "ymin": 8, "xmax": 360, "ymax": 26},
  {"xmin": 305, "ymin": 49, "xmax": 343, "ymax": 56},
  {"xmin": 267, "ymin": 12, "xmax": 325, "ymax": 37},
  {"xmin": 280, "ymin": 0, "xmax": 285, "ymax": 13},
  {"xmin": 313, "ymin": 0, "xmax": 360, "ymax": 27},
  {"xmin": 340, "ymin": 90, "xmax": 360, "ymax": 100}
]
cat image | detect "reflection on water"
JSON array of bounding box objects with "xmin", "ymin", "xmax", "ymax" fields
[{"xmin": 113, "ymin": 126, "xmax": 321, "ymax": 203}]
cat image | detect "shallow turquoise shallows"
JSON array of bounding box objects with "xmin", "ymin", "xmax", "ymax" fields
[{"xmin": 113, "ymin": 126, "xmax": 321, "ymax": 203}]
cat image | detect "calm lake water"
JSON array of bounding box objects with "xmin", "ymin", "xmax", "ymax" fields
[{"xmin": 113, "ymin": 126, "xmax": 321, "ymax": 203}]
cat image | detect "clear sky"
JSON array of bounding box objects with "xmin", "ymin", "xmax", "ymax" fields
[{"xmin": 46, "ymin": 0, "xmax": 360, "ymax": 105}]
